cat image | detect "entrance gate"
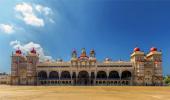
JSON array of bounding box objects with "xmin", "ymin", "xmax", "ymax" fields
[{"xmin": 77, "ymin": 71, "xmax": 90, "ymax": 85}]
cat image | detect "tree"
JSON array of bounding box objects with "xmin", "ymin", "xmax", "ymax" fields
[{"xmin": 164, "ymin": 75, "xmax": 170, "ymax": 85}]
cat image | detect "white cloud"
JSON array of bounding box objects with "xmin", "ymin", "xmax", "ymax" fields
[
  {"xmin": 14, "ymin": 2, "xmax": 55, "ymax": 27},
  {"xmin": 0, "ymin": 24, "xmax": 15, "ymax": 34},
  {"xmin": 10, "ymin": 40, "xmax": 20, "ymax": 46},
  {"xmin": 49, "ymin": 18, "xmax": 55, "ymax": 23},
  {"xmin": 10, "ymin": 40, "xmax": 53, "ymax": 61},
  {"xmin": 15, "ymin": 2, "xmax": 44, "ymax": 27},
  {"xmin": 35, "ymin": 5, "xmax": 52, "ymax": 16}
]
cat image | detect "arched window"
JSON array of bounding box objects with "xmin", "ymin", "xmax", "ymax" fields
[
  {"xmin": 97, "ymin": 71, "xmax": 107, "ymax": 79},
  {"xmin": 38, "ymin": 71, "xmax": 47, "ymax": 79},
  {"xmin": 49, "ymin": 71, "xmax": 59, "ymax": 79},
  {"xmin": 78, "ymin": 71, "xmax": 89, "ymax": 79},
  {"xmin": 121, "ymin": 71, "xmax": 132, "ymax": 80},
  {"xmin": 109, "ymin": 71, "xmax": 119, "ymax": 79},
  {"xmin": 61, "ymin": 71, "xmax": 71, "ymax": 79}
]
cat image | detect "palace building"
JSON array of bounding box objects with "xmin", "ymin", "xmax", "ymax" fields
[{"xmin": 11, "ymin": 47, "xmax": 163, "ymax": 86}]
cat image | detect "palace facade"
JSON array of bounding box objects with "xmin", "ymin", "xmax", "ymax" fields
[{"xmin": 11, "ymin": 47, "xmax": 163, "ymax": 86}]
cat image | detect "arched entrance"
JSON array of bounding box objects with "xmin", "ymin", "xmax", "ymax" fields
[
  {"xmin": 77, "ymin": 71, "xmax": 90, "ymax": 85},
  {"xmin": 49, "ymin": 71, "xmax": 59, "ymax": 79},
  {"xmin": 60, "ymin": 71, "xmax": 71, "ymax": 85},
  {"xmin": 38, "ymin": 71, "xmax": 47, "ymax": 80},
  {"xmin": 38, "ymin": 71, "xmax": 47, "ymax": 85},
  {"xmin": 96, "ymin": 71, "xmax": 107, "ymax": 85},
  {"xmin": 108, "ymin": 71, "xmax": 120, "ymax": 85},
  {"xmin": 60, "ymin": 71, "xmax": 71, "ymax": 79},
  {"xmin": 97, "ymin": 71, "xmax": 107, "ymax": 79},
  {"xmin": 121, "ymin": 71, "xmax": 132, "ymax": 85},
  {"xmin": 121, "ymin": 71, "xmax": 131, "ymax": 80},
  {"xmin": 109, "ymin": 71, "xmax": 120, "ymax": 79}
]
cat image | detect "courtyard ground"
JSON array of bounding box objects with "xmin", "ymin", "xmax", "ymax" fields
[{"xmin": 0, "ymin": 85, "xmax": 170, "ymax": 100}]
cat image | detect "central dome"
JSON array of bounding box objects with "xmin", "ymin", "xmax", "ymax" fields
[{"xmin": 79, "ymin": 48, "xmax": 89, "ymax": 58}]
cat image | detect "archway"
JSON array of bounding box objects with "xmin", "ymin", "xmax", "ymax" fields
[
  {"xmin": 109, "ymin": 71, "xmax": 120, "ymax": 80},
  {"xmin": 61, "ymin": 71, "xmax": 71, "ymax": 79},
  {"xmin": 49, "ymin": 71, "xmax": 59, "ymax": 79},
  {"xmin": 121, "ymin": 71, "xmax": 132, "ymax": 80},
  {"xmin": 97, "ymin": 71, "xmax": 107, "ymax": 79},
  {"xmin": 77, "ymin": 71, "xmax": 89, "ymax": 85},
  {"xmin": 38, "ymin": 71, "xmax": 47, "ymax": 80}
]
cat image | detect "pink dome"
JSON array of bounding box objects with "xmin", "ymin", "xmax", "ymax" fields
[
  {"xmin": 134, "ymin": 47, "xmax": 140, "ymax": 52},
  {"xmin": 150, "ymin": 47, "xmax": 157, "ymax": 52},
  {"xmin": 31, "ymin": 48, "xmax": 36, "ymax": 54},
  {"xmin": 16, "ymin": 49, "xmax": 22, "ymax": 54}
]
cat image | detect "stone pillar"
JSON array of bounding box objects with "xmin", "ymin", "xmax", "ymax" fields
[
  {"xmin": 71, "ymin": 71, "xmax": 73, "ymax": 85},
  {"xmin": 89, "ymin": 71, "xmax": 91, "ymax": 86},
  {"xmin": 119, "ymin": 71, "xmax": 122, "ymax": 86},
  {"xmin": 47, "ymin": 71, "xmax": 49, "ymax": 79},
  {"xmin": 59, "ymin": 71, "xmax": 61, "ymax": 84},
  {"xmin": 94, "ymin": 71, "xmax": 96, "ymax": 85},
  {"xmin": 76, "ymin": 71, "xmax": 78, "ymax": 85},
  {"xmin": 106, "ymin": 70, "xmax": 109, "ymax": 85}
]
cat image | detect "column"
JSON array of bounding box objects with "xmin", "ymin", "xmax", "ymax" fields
[
  {"xmin": 106, "ymin": 71, "xmax": 109, "ymax": 86},
  {"xmin": 59, "ymin": 70, "xmax": 61, "ymax": 85},
  {"xmin": 71, "ymin": 71, "xmax": 73, "ymax": 85},
  {"xmin": 89, "ymin": 71, "xmax": 91, "ymax": 86},
  {"xmin": 94, "ymin": 71, "xmax": 96, "ymax": 85},
  {"xmin": 119, "ymin": 71, "xmax": 122, "ymax": 86}
]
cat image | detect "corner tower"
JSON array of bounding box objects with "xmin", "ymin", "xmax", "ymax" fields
[
  {"xmin": 131, "ymin": 47, "xmax": 145, "ymax": 85},
  {"xmin": 146, "ymin": 47, "xmax": 163, "ymax": 85},
  {"xmin": 26, "ymin": 48, "xmax": 39, "ymax": 85},
  {"xmin": 11, "ymin": 49, "xmax": 27, "ymax": 85}
]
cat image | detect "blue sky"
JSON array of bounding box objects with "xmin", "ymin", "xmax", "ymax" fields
[{"xmin": 0, "ymin": 0, "xmax": 170, "ymax": 75}]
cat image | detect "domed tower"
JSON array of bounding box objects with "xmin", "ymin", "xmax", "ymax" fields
[
  {"xmin": 11, "ymin": 49, "xmax": 25, "ymax": 85},
  {"xmin": 90, "ymin": 49, "xmax": 95, "ymax": 58},
  {"xmin": 104, "ymin": 57, "xmax": 112, "ymax": 63},
  {"xmin": 89, "ymin": 49, "xmax": 96, "ymax": 65},
  {"xmin": 80, "ymin": 48, "xmax": 87, "ymax": 58},
  {"xmin": 79, "ymin": 48, "xmax": 89, "ymax": 60},
  {"xmin": 130, "ymin": 47, "xmax": 145, "ymax": 85},
  {"xmin": 146, "ymin": 47, "xmax": 163, "ymax": 86},
  {"xmin": 131, "ymin": 47, "xmax": 145, "ymax": 62},
  {"xmin": 71, "ymin": 49, "xmax": 78, "ymax": 66},
  {"xmin": 26, "ymin": 48, "xmax": 39, "ymax": 85},
  {"xmin": 71, "ymin": 49, "xmax": 77, "ymax": 59}
]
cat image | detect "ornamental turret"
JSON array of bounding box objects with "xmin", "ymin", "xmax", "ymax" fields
[
  {"xmin": 90, "ymin": 49, "xmax": 95, "ymax": 58},
  {"xmin": 150, "ymin": 47, "xmax": 157, "ymax": 52},
  {"xmin": 72, "ymin": 49, "xmax": 77, "ymax": 58},
  {"xmin": 131, "ymin": 47, "xmax": 145, "ymax": 62},
  {"xmin": 80, "ymin": 48, "xmax": 87, "ymax": 57}
]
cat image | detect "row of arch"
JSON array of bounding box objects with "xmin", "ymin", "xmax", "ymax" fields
[{"xmin": 38, "ymin": 71, "xmax": 132, "ymax": 80}]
